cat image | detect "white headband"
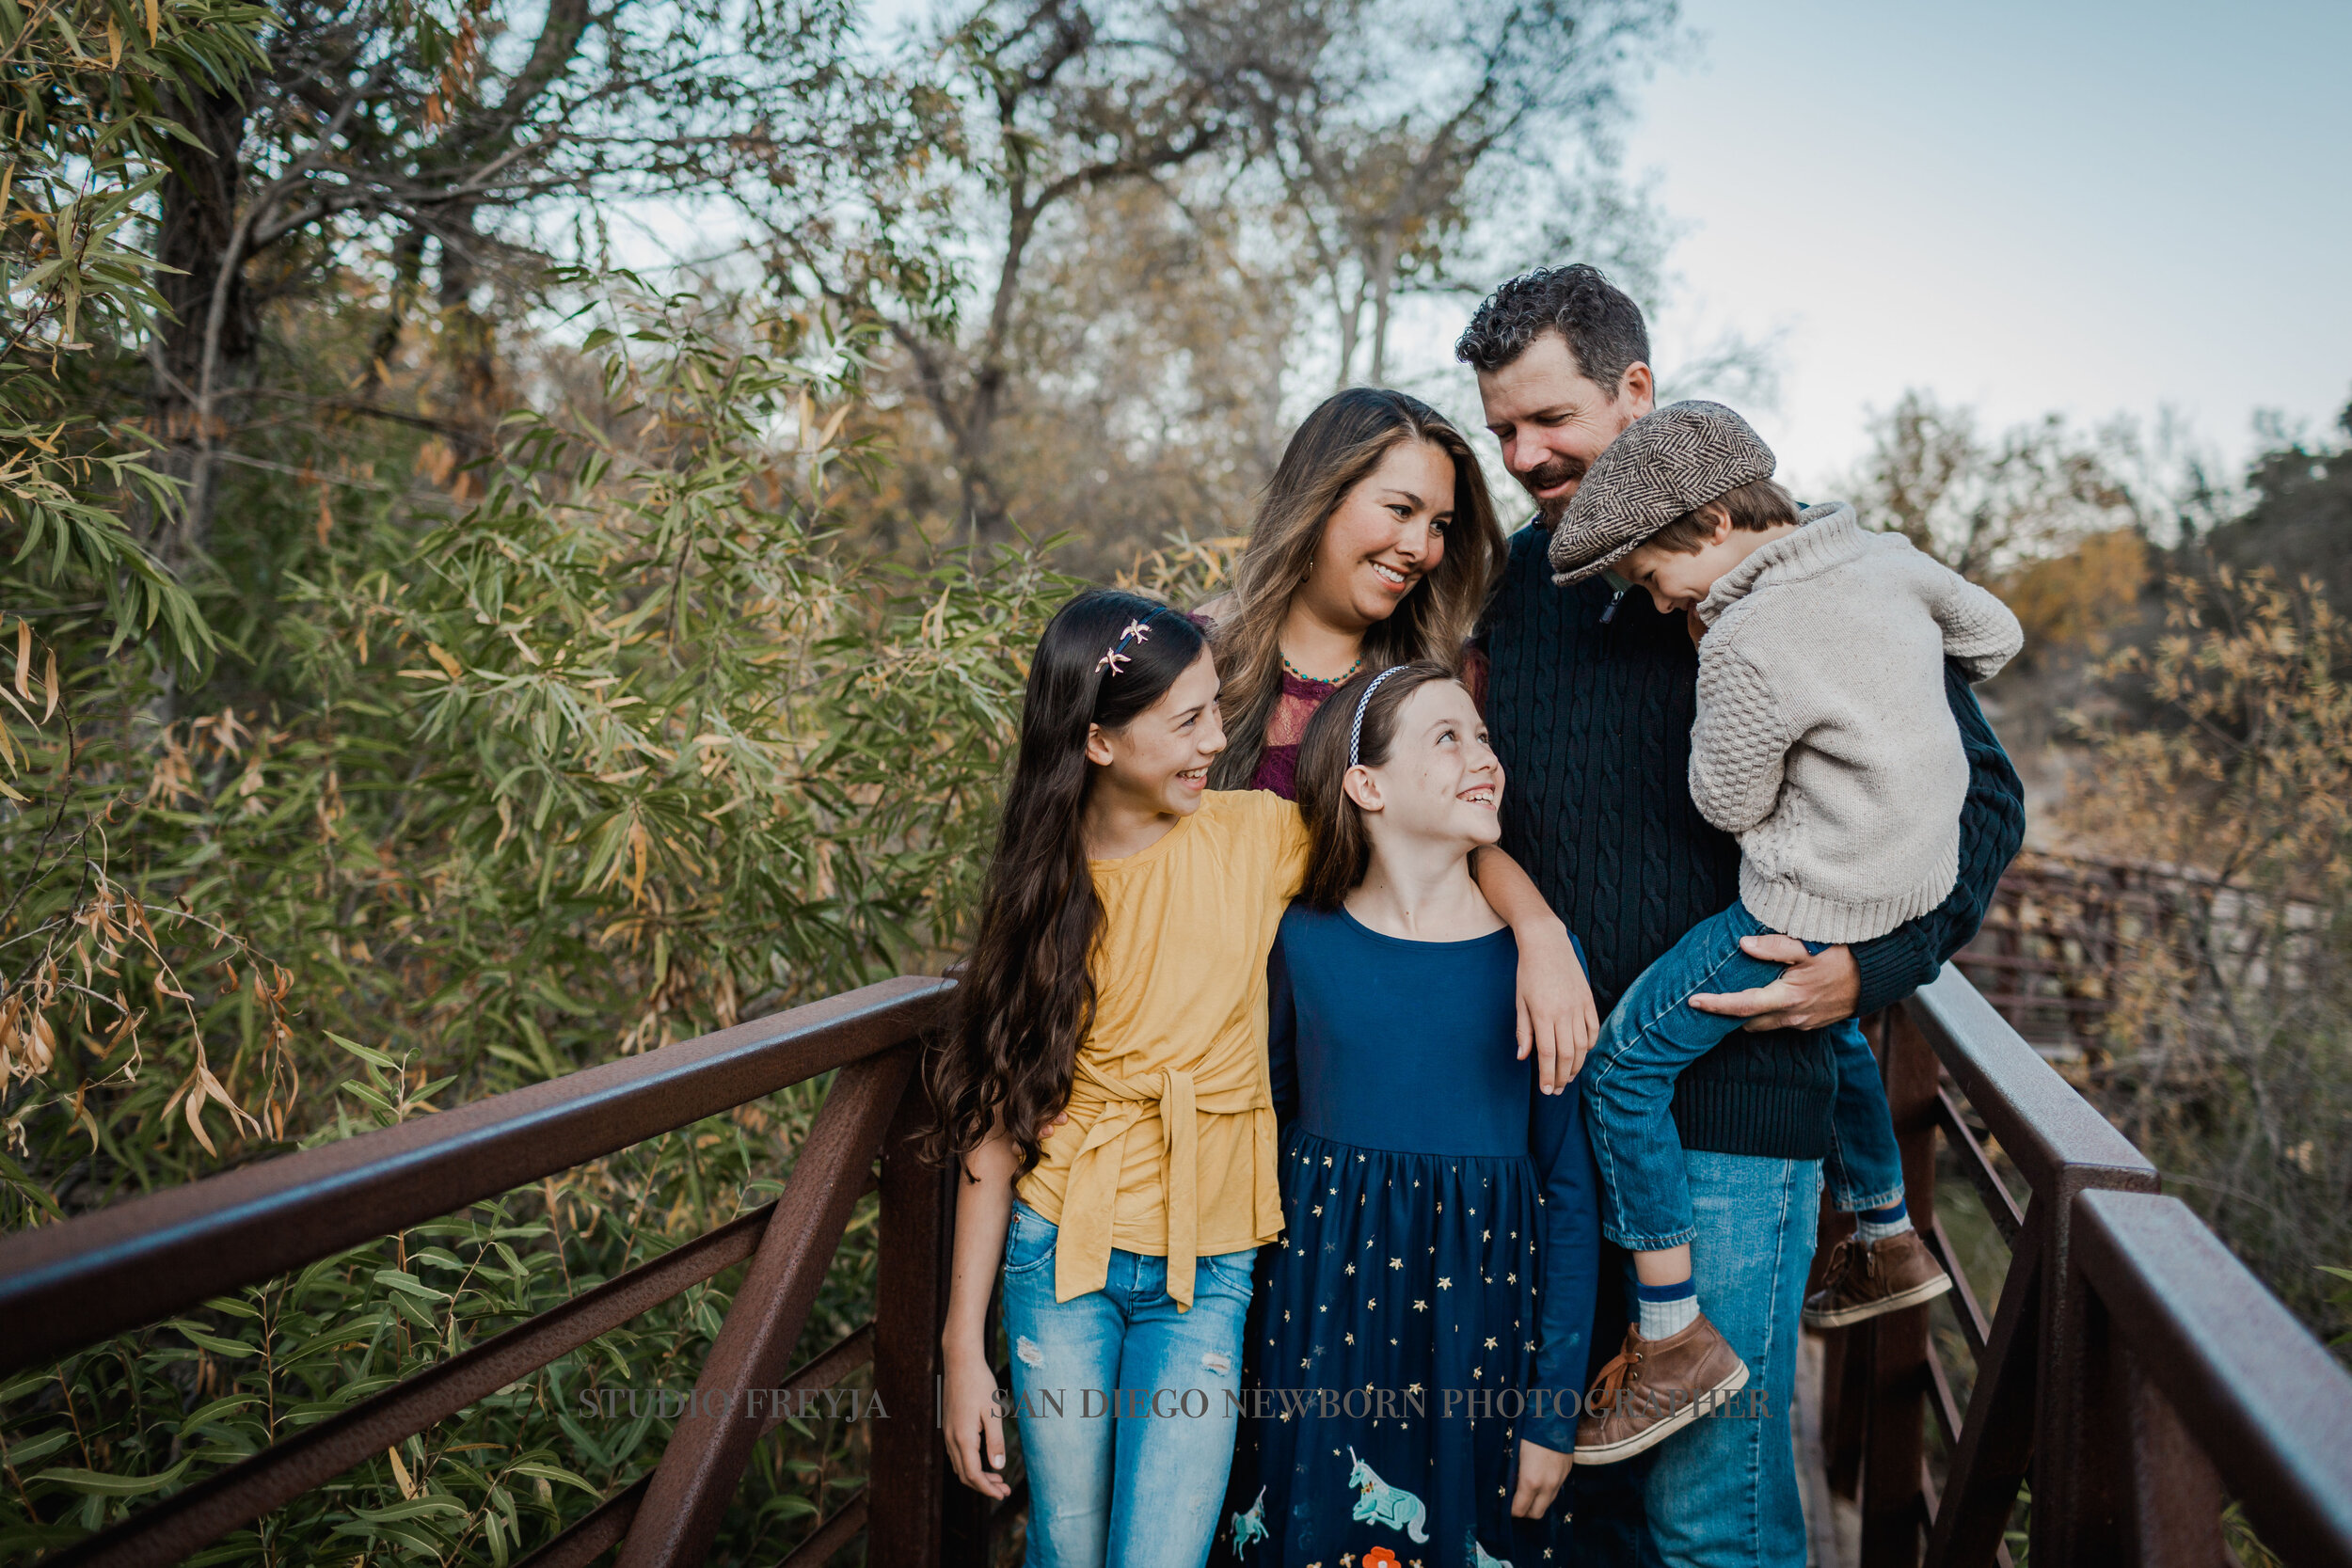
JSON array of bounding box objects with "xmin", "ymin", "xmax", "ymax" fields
[{"xmin": 1347, "ymin": 666, "xmax": 1407, "ymax": 769}]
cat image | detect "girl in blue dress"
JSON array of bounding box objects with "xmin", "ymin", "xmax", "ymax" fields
[{"xmin": 1220, "ymin": 660, "xmax": 1602, "ymax": 1568}]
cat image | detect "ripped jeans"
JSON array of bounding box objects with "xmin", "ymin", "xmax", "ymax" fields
[{"xmin": 1000, "ymin": 1198, "xmax": 1256, "ymax": 1568}]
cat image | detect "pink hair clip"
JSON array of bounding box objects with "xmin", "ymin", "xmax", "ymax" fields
[{"xmin": 1095, "ymin": 616, "xmax": 1154, "ymax": 676}]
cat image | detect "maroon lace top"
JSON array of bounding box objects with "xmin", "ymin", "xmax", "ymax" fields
[{"xmin": 1248, "ymin": 670, "xmax": 1340, "ymax": 800}]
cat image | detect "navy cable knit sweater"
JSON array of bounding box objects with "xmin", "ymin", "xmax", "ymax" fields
[{"xmin": 1481, "ymin": 522, "xmax": 2026, "ymax": 1160}]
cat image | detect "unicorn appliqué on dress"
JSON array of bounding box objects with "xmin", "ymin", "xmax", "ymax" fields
[
  {"xmin": 1229, "ymin": 1485, "xmax": 1269, "ymax": 1557},
  {"xmin": 1469, "ymin": 1530, "xmax": 1514, "ymax": 1567},
  {"xmin": 1346, "ymin": 1448, "xmax": 1430, "ymax": 1543}
]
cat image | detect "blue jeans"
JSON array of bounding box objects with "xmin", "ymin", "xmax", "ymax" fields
[
  {"xmin": 1000, "ymin": 1199, "xmax": 1255, "ymax": 1568},
  {"xmin": 1642, "ymin": 1150, "xmax": 1821, "ymax": 1568},
  {"xmin": 1584, "ymin": 900, "xmax": 1906, "ymax": 1249}
]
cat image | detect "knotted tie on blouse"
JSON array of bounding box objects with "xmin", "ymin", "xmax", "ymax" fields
[{"xmin": 1050, "ymin": 1051, "xmax": 1280, "ymax": 1312}]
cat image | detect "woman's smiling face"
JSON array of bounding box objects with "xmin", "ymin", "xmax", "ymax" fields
[{"xmin": 1298, "ymin": 438, "xmax": 1456, "ymax": 634}]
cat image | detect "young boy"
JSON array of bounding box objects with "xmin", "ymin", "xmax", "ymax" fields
[{"xmin": 1547, "ymin": 401, "xmax": 2023, "ymax": 1465}]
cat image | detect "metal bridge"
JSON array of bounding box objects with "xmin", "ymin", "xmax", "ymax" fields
[{"xmin": 4, "ymin": 957, "xmax": 2349, "ymax": 1567}]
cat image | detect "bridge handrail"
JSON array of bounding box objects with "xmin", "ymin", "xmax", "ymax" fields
[
  {"xmin": 0, "ymin": 975, "xmax": 951, "ymax": 1377},
  {"xmin": 0, "ymin": 974, "xmax": 978, "ymax": 1568},
  {"xmin": 1902, "ymin": 966, "xmax": 2152, "ymax": 1196},
  {"xmin": 1817, "ymin": 963, "xmax": 2352, "ymax": 1568},
  {"xmin": 9, "ymin": 957, "xmax": 2352, "ymax": 1566},
  {"xmin": 2074, "ymin": 1189, "xmax": 2352, "ymax": 1568}
]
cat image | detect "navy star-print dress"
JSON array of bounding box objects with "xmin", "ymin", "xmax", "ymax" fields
[{"xmin": 1216, "ymin": 904, "xmax": 1602, "ymax": 1568}]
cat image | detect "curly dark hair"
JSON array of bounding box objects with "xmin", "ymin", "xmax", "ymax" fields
[{"xmin": 1454, "ymin": 264, "xmax": 1651, "ymax": 396}]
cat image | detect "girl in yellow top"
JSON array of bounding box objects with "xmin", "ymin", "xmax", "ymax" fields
[{"xmin": 931, "ymin": 589, "xmax": 1591, "ymax": 1568}]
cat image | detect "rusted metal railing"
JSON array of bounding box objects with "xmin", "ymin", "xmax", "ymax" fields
[
  {"xmin": 11, "ymin": 957, "xmax": 2352, "ymax": 1567},
  {"xmin": 1813, "ymin": 966, "xmax": 2352, "ymax": 1567},
  {"xmin": 0, "ymin": 975, "xmax": 1006, "ymax": 1568}
]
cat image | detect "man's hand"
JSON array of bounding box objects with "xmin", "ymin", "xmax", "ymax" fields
[
  {"xmin": 1515, "ymin": 924, "xmax": 1597, "ymax": 1095},
  {"xmin": 1512, "ymin": 1438, "xmax": 1573, "ymax": 1518},
  {"xmin": 1690, "ymin": 936, "xmax": 1860, "ymax": 1031}
]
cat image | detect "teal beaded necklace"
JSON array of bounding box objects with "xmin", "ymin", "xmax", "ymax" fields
[{"xmin": 1281, "ymin": 651, "xmax": 1365, "ymax": 687}]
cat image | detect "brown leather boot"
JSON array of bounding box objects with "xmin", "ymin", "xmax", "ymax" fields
[
  {"xmin": 1802, "ymin": 1230, "xmax": 1953, "ymax": 1328},
  {"xmin": 1572, "ymin": 1313, "xmax": 1751, "ymax": 1465}
]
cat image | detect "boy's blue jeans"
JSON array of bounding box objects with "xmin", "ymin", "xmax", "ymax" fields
[
  {"xmin": 1000, "ymin": 1198, "xmax": 1254, "ymax": 1568},
  {"xmin": 1585, "ymin": 900, "xmax": 1908, "ymax": 1250}
]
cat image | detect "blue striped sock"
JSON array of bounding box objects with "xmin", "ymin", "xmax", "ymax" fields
[
  {"xmin": 1636, "ymin": 1276, "xmax": 1699, "ymax": 1339},
  {"xmin": 1857, "ymin": 1198, "xmax": 1913, "ymax": 1245}
]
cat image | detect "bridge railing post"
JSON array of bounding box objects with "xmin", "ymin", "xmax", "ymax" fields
[
  {"xmin": 2071, "ymin": 1284, "xmax": 2231, "ymax": 1568},
  {"xmin": 1854, "ymin": 1007, "xmax": 1941, "ymax": 1563},
  {"xmin": 2027, "ymin": 1173, "xmax": 2160, "ymax": 1562},
  {"xmin": 871, "ymin": 1046, "xmax": 977, "ymax": 1568}
]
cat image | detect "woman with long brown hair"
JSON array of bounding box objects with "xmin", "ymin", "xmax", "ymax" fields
[
  {"xmin": 1204, "ymin": 387, "xmax": 1587, "ymax": 1088},
  {"xmin": 1203, "ymin": 387, "xmax": 1504, "ymax": 797}
]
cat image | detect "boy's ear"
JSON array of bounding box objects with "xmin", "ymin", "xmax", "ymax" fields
[
  {"xmin": 1084, "ymin": 722, "xmax": 1114, "ymax": 768},
  {"xmin": 1705, "ymin": 500, "xmax": 1735, "ymax": 545},
  {"xmin": 1343, "ymin": 765, "xmax": 1383, "ymax": 814}
]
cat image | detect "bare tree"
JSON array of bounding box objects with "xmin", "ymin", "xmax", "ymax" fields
[
  {"xmin": 142, "ymin": 0, "xmax": 922, "ymax": 567},
  {"xmin": 781, "ymin": 0, "xmax": 1244, "ymax": 546},
  {"xmin": 1845, "ymin": 389, "xmax": 2149, "ymax": 580},
  {"xmin": 1187, "ymin": 0, "xmax": 1674, "ymax": 386}
]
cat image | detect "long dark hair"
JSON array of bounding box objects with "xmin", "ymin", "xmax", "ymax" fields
[
  {"xmin": 1208, "ymin": 388, "xmax": 1502, "ymax": 789},
  {"xmin": 1294, "ymin": 660, "xmax": 1461, "ymax": 910},
  {"xmin": 928, "ymin": 589, "xmax": 1209, "ymax": 1176}
]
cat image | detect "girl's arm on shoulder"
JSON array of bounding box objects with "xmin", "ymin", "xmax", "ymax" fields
[
  {"xmin": 1266, "ymin": 927, "xmax": 1301, "ymax": 1130},
  {"xmin": 942, "ymin": 1125, "xmax": 1019, "ymax": 1498},
  {"xmin": 1524, "ymin": 1074, "xmax": 1602, "ymax": 1458},
  {"xmin": 1471, "ymin": 847, "xmax": 1597, "ymax": 1095}
]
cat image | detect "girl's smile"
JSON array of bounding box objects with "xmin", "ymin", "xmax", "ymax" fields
[
  {"xmin": 1351, "ymin": 680, "xmax": 1507, "ymax": 847},
  {"xmin": 1083, "ymin": 646, "xmax": 1229, "ymax": 856}
]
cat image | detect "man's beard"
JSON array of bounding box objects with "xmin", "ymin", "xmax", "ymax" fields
[{"xmin": 1518, "ymin": 453, "xmax": 1588, "ymax": 527}]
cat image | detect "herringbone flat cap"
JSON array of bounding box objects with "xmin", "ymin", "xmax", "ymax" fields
[{"xmin": 1548, "ymin": 401, "xmax": 1777, "ymax": 585}]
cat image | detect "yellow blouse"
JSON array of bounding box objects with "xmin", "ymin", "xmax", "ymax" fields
[{"xmin": 1014, "ymin": 789, "xmax": 1311, "ymax": 1311}]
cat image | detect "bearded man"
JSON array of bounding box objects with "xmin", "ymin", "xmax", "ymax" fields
[{"xmin": 1459, "ymin": 265, "xmax": 2025, "ymax": 1567}]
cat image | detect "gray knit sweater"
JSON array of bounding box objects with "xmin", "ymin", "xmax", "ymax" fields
[{"xmin": 1690, "ymin": 502, "xmax": 2025, "ymax": 944}]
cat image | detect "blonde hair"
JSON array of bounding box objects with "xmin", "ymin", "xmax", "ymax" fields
[{"xmin": 1206, "ymin": 388, "xmax": 1502, "ymax": 789}]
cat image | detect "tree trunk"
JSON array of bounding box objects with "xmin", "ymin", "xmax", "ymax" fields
[
  {"xmin": 435, "ymin": 208, "xmax": 501, "ymax": 471},
  {"xmin": 1331, "ymin": 272, "xmax": 1361, "ymax": 389},
  {"xmin": 147, "ymin": 86, "xmax": 254, "ymax": 572},
  {"xmin": 1366, "ymin": 229, "xmax": 1399, "ymax": 387}
]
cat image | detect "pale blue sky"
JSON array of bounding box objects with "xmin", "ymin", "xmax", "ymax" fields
[{"xmin": 1545, "ymin": 0, "xmax": 2352, "ymax": 484}]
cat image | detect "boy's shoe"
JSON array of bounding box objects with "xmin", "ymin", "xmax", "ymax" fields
[
  {"xmin": 1802, "ymin": 1231, "xmax": 1954, "ymax": 1328},
  {"xmin": 1573, "ymin": 1313, "xmax": 1750, "ymax": 1465}
]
